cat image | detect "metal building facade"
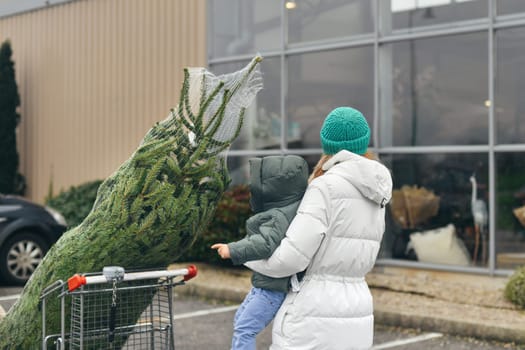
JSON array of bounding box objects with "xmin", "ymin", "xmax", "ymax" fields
[{"xmin": 0, "ymin": 0, "xmax": 206, "ymax": 202}]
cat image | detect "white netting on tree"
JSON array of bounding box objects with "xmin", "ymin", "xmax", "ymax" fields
[{"xmin": 143, "ymin": 56, "xmax": 263, "ymax": 154}]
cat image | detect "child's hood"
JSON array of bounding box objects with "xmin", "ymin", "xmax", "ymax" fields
[{"xmin": 249, "ymin": 155, "xmax": 309, "ymax": 213}]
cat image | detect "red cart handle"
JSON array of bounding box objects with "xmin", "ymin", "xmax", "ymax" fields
[
  {"xmin": 68, "ymin": 274, "xmax": 87, "ymax": 291},
  {"xmin": 184, "ymin": 264, "xmax": 198, "ymax": 281}
]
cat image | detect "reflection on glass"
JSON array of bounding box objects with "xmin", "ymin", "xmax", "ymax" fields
[
  {"xmin": 227, "ymin": 155, "xmax": 251, "ymax": 187},
  {"xmin": 385, "ymin": 0, "xmax": 487, "ymax": 32},
  {"xmin": 497, "ymin": 0, "xmax": 525, "ymax": 15},
  {"xmin": 379, "ymin": 32, "xmax": 488, "ymax": 146},
  {"xmin": 379, "ymin": 153, "xmax": 489, "ymax": 267},
  {"xmin": 210, "ymin": 0, "xmax": 280, "ymax": 57},
  {"xmin": 495, "ymin": 153, "xmax": 525, "ymax": 270},
  {"xmin": 210, "ymin": 57, "xmax": 281, "ymax": 151},
  {"xmin": 287, "ymin": 47, "xmax": 374, "ymax": 150},
  {"xmin": 495, "ymin": 27, "xmax": 525, "ymax": 144},
  {"xmin": 288, "ymin": 0, "xmax": 373, "ymax": 44}
]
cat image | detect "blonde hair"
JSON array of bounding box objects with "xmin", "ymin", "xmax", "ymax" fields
[{"xmin": 308, "ymin": 150, "xmax": 377, "ymax": 183}]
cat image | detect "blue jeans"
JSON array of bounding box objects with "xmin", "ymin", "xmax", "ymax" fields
[{"xmin": 231, "ymin": 287, "xmax": 286, "ymax": 350}]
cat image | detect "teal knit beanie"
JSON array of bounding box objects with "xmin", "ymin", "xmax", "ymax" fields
[{"xmin": 320, "ymin": 107, "xmax": 370, "ymax": 155}]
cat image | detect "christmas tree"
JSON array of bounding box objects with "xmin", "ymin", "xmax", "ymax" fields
[{"xmin": 0, "ymin": 56, "xmax": 263, "ymax": 349}]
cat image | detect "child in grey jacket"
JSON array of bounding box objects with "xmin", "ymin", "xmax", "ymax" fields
[{"xmin": 211, "ymin": 155, "xmax": 308, "ymax": 350}]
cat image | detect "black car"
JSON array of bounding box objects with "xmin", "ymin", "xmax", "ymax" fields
[{"xmin": 0, "ymin": 194, "xmax": 67, "ymax": 284}]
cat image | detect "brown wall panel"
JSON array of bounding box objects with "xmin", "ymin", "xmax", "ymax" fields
[{"xmin": 0, "ymin": 0, "xmax": 207, "ymax": 202}]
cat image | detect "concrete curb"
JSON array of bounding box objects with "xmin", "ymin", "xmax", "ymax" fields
[
  {"xmin": 170, "ymin": 263, "xmax": 251, "ymax": 304},
  {"xmin": 375, "ymin": 309, "xmax": 525, "ymax": 345},
  {"xmin": 170, "ymin": 263, "xmax": 525, "ymax": 345},
  {"xmin": 369, "ymin": 268, "xmax": 525, "ymax": 345},
  {"xmin": 176, "ymin": 283, "xmax": 246, "ymax": 304},
  {"xmin": 176, "ymin": 281, "xmax": 525, "ymax": 345}
]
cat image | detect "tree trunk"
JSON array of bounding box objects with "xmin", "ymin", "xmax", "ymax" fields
[{"xmin": 0, "ymin": 56, "xmax": 262, "ymax": 349}]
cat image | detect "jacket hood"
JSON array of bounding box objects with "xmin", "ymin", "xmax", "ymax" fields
[
  {"xmin": 322, "ymin": 150, "xmax": 392, "ymax": 207},
  {"xmin": 249, "ymin": 155, "xmax": 309, "ymax": 213}
]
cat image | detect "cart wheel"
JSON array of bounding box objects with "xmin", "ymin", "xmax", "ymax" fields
[{"xmin": 0, "ymin": 231, "xmax": 49, "ymax": 285}]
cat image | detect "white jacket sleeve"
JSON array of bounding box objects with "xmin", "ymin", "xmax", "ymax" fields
[{"xmin": 245, "ymin": 183, "xmax": 328, "ymax": 278}]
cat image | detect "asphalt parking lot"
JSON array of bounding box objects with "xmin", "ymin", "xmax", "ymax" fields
[
  {"xmin": 168, "ymin": 295, "xmax": 523, "ymax": 350},
  {"xmin": 1, "ymin": 286, "xmax": 523, "ymax": 349}
]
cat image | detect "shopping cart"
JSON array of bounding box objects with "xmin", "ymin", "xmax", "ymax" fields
[{"xmin": 40, "ymin": 265, "xmax": 197, "ymax": 350}]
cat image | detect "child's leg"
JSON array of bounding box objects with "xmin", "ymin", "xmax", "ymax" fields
[
  {"xmin": 231, "ymin": 287, "xmax": 286, "ymax": 350},
  {"xmin": 231, "ymin": 288, "xmax": 257, "ymax": 350},
  {"xmin": 233, "ymin": 287, "xmax": 256, "ymax": 333}
]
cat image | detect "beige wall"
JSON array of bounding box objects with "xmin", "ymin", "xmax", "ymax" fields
[{"xmin": 0, "ymin": 0, "xmax": 207, "ymax": 203}]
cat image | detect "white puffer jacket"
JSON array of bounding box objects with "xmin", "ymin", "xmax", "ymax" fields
[{"xmin": 245, "ymin": 150, "xmax": 392, "ymax": 350}]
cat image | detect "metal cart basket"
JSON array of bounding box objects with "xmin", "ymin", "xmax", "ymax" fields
[{"xmin": 40, "ymin": 265, "xmax": 197, "ymax": 350}]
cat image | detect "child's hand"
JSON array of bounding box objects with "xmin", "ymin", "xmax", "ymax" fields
[{"xmin": 211, "ymin": 243, "xmax": 231, "ymax": 259}]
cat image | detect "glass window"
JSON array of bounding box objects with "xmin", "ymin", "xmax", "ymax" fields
[
  {"xmin": 287, "ymin": 46, "xmax": 374, "ymax": 150},
  {"xmin": 227, "ymin": 155, "xmax": 251, "ymax": 187},
  {"xmin": 495, "ymin": 27, "xmax": 525, "ymax": 144},
  {"xmin": 287, "ymin": 0, "xmax": 373, "ymax": 44},
  {"xmin": 210, "ymin": 57, "xmax": 281, "ymax": 151},
  {"xmin": 497, "ymin": 0, "xmax": 525, "ymax": 15},
  {"xmin": 209, "ymin": 0, "xmax": 281, "ymax": 58},
  {"xmin": 383, "ymin": 0, "xmax": 487, "ymax": 33},
  {"xmin": 495, "ymin": 152, "xmax": 525, "ymax": 270},
  {"xmin": 379, "ymin": 153, "xmax": 489, "ymax": 267},
  {"xmin": 379, "ymin": 32, "xmax": 488, "ymax": 147}
]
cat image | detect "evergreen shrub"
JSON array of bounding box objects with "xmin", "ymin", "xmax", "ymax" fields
[
  {"xmin": 0, "ymin": 40, "xmax": 25, "ymax": 195},
  {"xmin": 45, "ymin": 180, "xmax": 103, "ymax": 228},
  {"xmin": 504, "ymin": 265, "xmax": 525, "ymax": 309}
]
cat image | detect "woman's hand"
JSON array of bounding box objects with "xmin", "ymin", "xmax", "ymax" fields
[{"xmin": 211, "ymin": 243, "xmax": 231, "ymax": 259}]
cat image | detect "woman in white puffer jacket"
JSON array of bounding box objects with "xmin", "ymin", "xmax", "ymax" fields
[{"xmin": 245, "ymin": 106, "xmax": 392, "ymax": 350}]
